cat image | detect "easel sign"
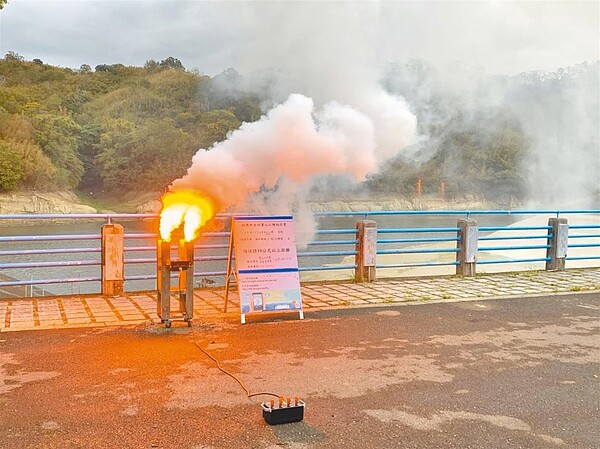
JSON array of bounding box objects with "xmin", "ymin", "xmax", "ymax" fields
[{"xmin": 225, "ymin": 215, "xmax": 304, "ymax": 324}]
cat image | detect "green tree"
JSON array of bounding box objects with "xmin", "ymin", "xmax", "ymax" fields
[
  {"xmin": 96, "ymin": 118, "xmax": 137, "ymax": 191},
  {"xmin": 0, "ymin": 142, "xmax": 23, "ymax": 190},
  {"xmin": 31, "ymin": 113, "xmax": 83, "ymax": 188},
  {"xmin": 131, "ymin": 119, "xmax": 195, "ymax": 190},
  {"xmin": 144, "ymin": 59, "xmax": 160, "ymax": 72},
  {"xmin": 160, "ymin": 56, "xmax": 184, "ymax": 71},
  {"xmin": 78, "ymin": 122, "xmax": 103, "ymax": 190},
  {"xmin": 199, "ymin": 109, "xmax": 240, "ymax": 148},
  {"xmin": 2, "ymin": 138, "xmax": 57, "ymax": 189}
]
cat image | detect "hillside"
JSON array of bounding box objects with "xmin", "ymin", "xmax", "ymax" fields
[
  {"xmin": 0, "ymin": 53, "xmax": 597, "ymax": 209},
  {"xmin": 0, "ymin": 53, "xmax": 259, "ymax": 196}
]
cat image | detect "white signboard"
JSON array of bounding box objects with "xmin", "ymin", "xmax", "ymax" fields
[
  {"xmin": 465, "ymin": 225, "xmax": 478, "ymax": 263},
  {"xmin": 363, "ymin": 227, "xmax": 377, "ymax": 266},
  {"xmin": 232, "ymin": 216, "xmax": 303, "ymax": 322},
  {"xmin": 556, "ymin": 223, "xmax": 569, "ymax": 258}
]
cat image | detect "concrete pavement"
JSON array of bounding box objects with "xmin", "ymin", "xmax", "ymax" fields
[
  {"xmin": 1, "ymin": 268, "xmax": 599, "ymax": 332},
  {"xmin": 0, "ymin": 291, "xmax": 598, "ymax": 449}
]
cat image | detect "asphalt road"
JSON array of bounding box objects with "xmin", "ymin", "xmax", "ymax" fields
[{"xmin": 1, "ymin": 292, "xmax": 598, "ymax": 449}]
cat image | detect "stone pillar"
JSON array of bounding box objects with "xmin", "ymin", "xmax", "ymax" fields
[
  {"xmin": 101, "ymin": 224, "xmax": 124, "ymax": 295},
  {"xmin": 355, "ymin": 220, "xmax": 377, "ymax": 282},
  {"xmin": 456, "ymin": 219, "xmax": 478, "ymax": 276},
  {"xmin": 546, "ymin": 218, "xmax": 568, "ymax": 271}
]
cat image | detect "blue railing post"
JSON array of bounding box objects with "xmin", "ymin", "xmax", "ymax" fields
[
  {"xmin": 456, "ymin": 219, "xmax": 478, "ymax": 276},
  {"xmin": 101, "ymin": 224, "xmax": 124, "ymax": 295},
  {"xmin": 546, "ymin": 218, "xmax": 568, "ymax": 271},
  {"xmin": 355, "ymin": 220, "xmax": 377, "ymax": 282}
]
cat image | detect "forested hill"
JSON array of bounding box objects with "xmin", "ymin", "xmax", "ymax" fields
[
  {"xmin": 0, "ymin": 53, "xmax": 260, "ymax": 194},
  {"xmin": 1, "ymin": 52, "xmax": 598, "ymax": 208}
]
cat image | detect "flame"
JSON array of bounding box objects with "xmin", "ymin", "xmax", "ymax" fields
[{"xmin": 159, "ymin": 190, "xmax": 214, "ymax": 242}]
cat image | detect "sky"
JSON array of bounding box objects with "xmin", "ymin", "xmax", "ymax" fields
[{"xmin": 0, "ymin": 0, "xmax": 598, "ymax": 77}]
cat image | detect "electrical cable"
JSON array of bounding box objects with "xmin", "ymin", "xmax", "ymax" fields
[{"xmin": 191, "ymin": 327, "xmax": 280, "ymax": 400}]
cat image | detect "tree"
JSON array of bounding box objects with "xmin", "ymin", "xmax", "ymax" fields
[
  {"xmin": 0, "ymin": 0, "xmax": 7, "ymax": 10},
  {"xmin": 199, "ymin": 109, "xmax": 240, "ymax": 148},
  {"xmin": 1, "ymin": 138, "xmax": 57, "ymax": 189},
  {"xmin": 31, "ymin": 113, "xmax": 83, "ymax": 188},
  {"xmin": 79, "ymin": 64, "xmax": 92, "ymax": 73},
  {"xmin": 131, "ymin": 119, "xmax": 195, "ymax": 189},
  {"xmin": 95, "ymin": 64, "xmax": 114, "ymax": 74},
  {"xmin": 4, "ymin": 51, "xmax": 24, "ymax": 62},
  {"xmin": 0, "ymin": 142, "xmax": 23, "ymax": 190},
  {"xmin": 159, "ymin": 57, "xmax": 184, "ymax": 71},
  {"xmin": 77, "ymin": 122, "xmax": 103, "ymax": 190},
  {"xmin": 144, "ymin": 59, "xmax": 160, "ymax": 72},
  {"xmin": 95, "ymin": 119, "xmax": 137, "ymax": 191}
]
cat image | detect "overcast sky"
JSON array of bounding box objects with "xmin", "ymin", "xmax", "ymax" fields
[{"xmin": 0, "ymin": 1, "xmax": 598, "ymax": 76}]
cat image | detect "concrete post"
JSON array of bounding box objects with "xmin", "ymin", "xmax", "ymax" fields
[
  {"xmin": 546, "ymin": 218, "xmax": 568, "ymax": 271},
  {"xmin": 101, "ymin": 224, "xmax": 124, "ymax": 295},
  {"xmin": 456, "ymin": 219, "xmax": 478, "ymax": 276},
  {"xmin": 355, "ymin": 220, "xmax": 377, "ymax": 282}
]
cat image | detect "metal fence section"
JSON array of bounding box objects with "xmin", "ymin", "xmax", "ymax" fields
[{"xmin": 1, "ymin": 210, "xmax": 599, "ymax": 297}]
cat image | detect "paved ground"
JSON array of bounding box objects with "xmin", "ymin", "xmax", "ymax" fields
[
  {"xmin": 1, "ymin": 268, "xmax": 599, "ymax": 332},
  {"xmin": 0, "ymin": 291, "xmax": 598, "ymax": 449}
]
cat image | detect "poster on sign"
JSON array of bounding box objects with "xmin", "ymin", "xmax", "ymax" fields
[{"xmin": 230, "ymin": 216, "xmax": 303, "ymax": 323}]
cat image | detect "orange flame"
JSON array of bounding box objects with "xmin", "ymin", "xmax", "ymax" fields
[{"xmin": 159, "ymin": 190, "xmax": 215, "ymax": 242}]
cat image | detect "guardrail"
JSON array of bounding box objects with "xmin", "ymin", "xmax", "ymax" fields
[{"xmin": 0, "ymin": 210, "xmax": 598, "ymax": 297}]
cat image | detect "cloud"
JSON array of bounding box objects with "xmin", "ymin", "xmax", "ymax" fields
[{"xmin": 1, "ymin": 1, "xmax": 597, "ymax": 75}]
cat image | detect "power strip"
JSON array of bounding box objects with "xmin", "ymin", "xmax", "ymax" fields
[{"xmin": 261, "ymin": 396, "xmax": 305, "ymax": 425}]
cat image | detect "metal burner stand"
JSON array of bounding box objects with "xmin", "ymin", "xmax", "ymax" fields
[{"xmin": 156, "ymin": 238, "xmax": 195, "ymax": 328}]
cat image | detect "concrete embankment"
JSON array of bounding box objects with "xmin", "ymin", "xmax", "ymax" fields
[
  {"xmin": 1, "ymin": 189, "xmax": 515, "ymax": 216},
  {"xmin": 0, "ymin": 191, "xmax": 97, "ymax": 215}
]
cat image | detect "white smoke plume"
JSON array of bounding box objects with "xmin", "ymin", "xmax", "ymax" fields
[
  {"xmin": 169, "ymin": 3, "xmax": 418, "ymax": 243},
  {"xmin": 171, "ymin": 92, "xmax": 416, "ymax": 245},
  {"xmin": 172, "ymin": 93, "xmax": 379, "ymax": 204}
]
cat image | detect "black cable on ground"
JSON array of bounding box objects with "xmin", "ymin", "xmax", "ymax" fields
[{"xmin": 191, "ymin": 328, "xmax": 279, "ymax": 400}]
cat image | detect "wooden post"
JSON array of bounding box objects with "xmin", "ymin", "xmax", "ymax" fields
[
  {"xmin": 355, "ymin": 220, "xmax": 377, "ymax": 282},
  {"xmin": 546, "ymin": 218, "xmax": 568, "ymax": 271},
  {"xmin": 101, "ymin": 224, "xmax": 124, "ymax": 295},
  {"xmin": 456, "ymin": 219, "xmax": 477, "ymax": 276}
]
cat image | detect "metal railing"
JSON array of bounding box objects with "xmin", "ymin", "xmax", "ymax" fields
[{"xmin": 1, "ymin": 209, "xmax": 598, "ymax": 297}]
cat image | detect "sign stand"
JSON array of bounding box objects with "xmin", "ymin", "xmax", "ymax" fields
[
  {"xmin": 224, "ymin": 215, "xmax": 304, "ymax": 324},
  {"xmin": 224, "ymin": 228, "xmax": 236, "ymax": 313}
]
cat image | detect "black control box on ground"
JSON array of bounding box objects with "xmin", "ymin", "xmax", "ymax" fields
[{"xmin": 261, "ymin": 399, "xmax": 305, "ymax": 425}]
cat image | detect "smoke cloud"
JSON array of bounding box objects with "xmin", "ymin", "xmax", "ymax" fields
[
  {"xmin": 166, "ymin": 0, "xmax": 597, "ymax": 233},
  {"xmin": 169, "ymin": 3, "xmax": 418, "ymax": 242},
  {"xmin": 383, "ymin": 60, "xmax": 599, "ymax": 208},
  {"xmin": 171, "ymin": 92, "xmax": 416, "ymax": 244}
]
